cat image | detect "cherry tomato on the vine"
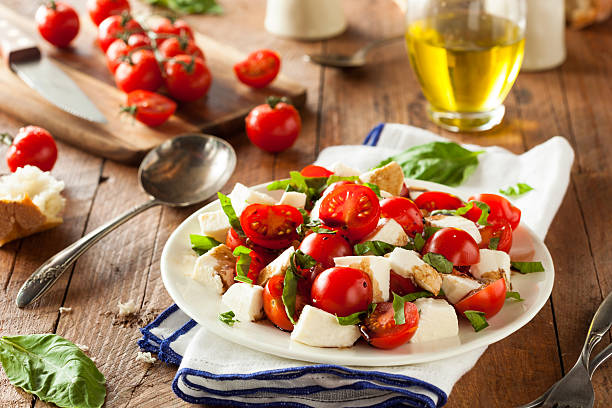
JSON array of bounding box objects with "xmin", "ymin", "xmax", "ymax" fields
[
  {"xmin": 164, "ymin": 55, "xmax": 212, "ymax": 102},
  {"xmin": 311, "ymin": 267, "xmax": 373, "ymax": 317},
  {"xmin": 114, "ymin": 49, "xmax": 163, "ymax": 93},
  {"xmin": 380, "ymin": 197, "xmax": 424, "ymax": 237},
  {"xmin": 97, "ymin": 13, "xmax": 142, "ymax": 52},
  {"xmin": 234, "ymin": 49, "xmax": 281, "ymax": 88},
  {"xmin": 35, "ymin": 1, "xmax": 80, "ymax": 48},
  {"xmin": 245, "ymin": 98, "xmax": 301, "ymax": 153},
  {"xmin": 87, "ymin": 0, "xmax": 130, "ymax": 26},
  {"xmin": 422, "ymin": 227, "xmax": 480, "ymax": 266},
  {"xmin": 360, "ymin": 301, "xmax": 419, "ymax": 349},
  {"xmin": 3, "ymin": 126, "xmax": 58, "ymax": 172},
  {"xmin": 240, "ymin": 204, "xmax": 303, "ymax": 250},
  {"xmin": 158, "ymin": 37, "xmax": 204, "ymax": 60},
  {"xmin": 146, "ymin": 16, "xmax": 194, "ymax": 44},
  {"xmin": 122, "ymin": 90, "xmax": 176, "ymax": 127}
]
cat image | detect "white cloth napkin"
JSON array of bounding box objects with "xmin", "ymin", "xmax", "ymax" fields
[{"xmin": 139, "ymin": 123, "xmax": 574, "ymax": 407}]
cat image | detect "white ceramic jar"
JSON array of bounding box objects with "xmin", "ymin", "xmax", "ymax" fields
[
  {"xmin": 264, "ymin": 0, "xmax": 347, "ymax": 40},
  {"xmin": 522, "ymin": 0, "xmax": 566, "ymax": 71}
]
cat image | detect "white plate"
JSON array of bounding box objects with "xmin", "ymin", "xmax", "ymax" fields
[{"xmin": 161, "ymin": 181, "xmax": 554, "ymax": 366}]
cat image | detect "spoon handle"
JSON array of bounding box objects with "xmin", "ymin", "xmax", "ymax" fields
[
  {"xmin": 580, "ymin": 291, "xmax": 612, "ymax": 365},
  {"xmin": 358, "ymin": 34, "xmax": 405, "ymax": 56},
  {"xmin": 16, "ymin": 199, "xmax": 160, "ymax": 308}
]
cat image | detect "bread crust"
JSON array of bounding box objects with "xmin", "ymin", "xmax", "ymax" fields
[
  {"xmin": 568, "ymin": 0, "xmax": 612, "ymax": 29},
  {"xmin": 0, "ymin": 194, "xmax": 62, "ymax": 247}
]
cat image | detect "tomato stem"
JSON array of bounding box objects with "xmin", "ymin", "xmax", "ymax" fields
[
  {"xmin": 47, "ymin": 0, "xmax": 56, "ymax": 10},
  {"xmin": 119, "ymin": 105, "xmax": 138, "ymax": 116},
  {"xmin": 266, "ymin": 96, "xmax": 291, "ymax": 109},
  {"xmin": 0, "ymin": 133, "xmax": 13, "ymax": 146},
  {"xmin": 173, "ymin": 56, "xmax": 196, "ymax": 74}
]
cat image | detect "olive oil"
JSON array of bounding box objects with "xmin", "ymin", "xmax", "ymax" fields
[{"xmin": 406, "ymin": 13, "xmax": 524, "ymax": 115}]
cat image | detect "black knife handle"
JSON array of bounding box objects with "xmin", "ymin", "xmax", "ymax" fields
[{"xmin": 0, "ymin": 18, "xmax": 40, "ymax": 66}]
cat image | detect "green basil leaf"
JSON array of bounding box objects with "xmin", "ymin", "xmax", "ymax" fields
[
  {"xmin": 506, "ymin": 291, "xmax": 524, "ymax": 302},
  {"xmin": 353, "ymin": 241, "xmax": 396, "ymax": 256},
  {"xmin": 298, "ymin": 208, "xmax": 311, "ymax": 224},
  {"xmin": 362, "ymin": 183, "xmax": 382, "ymax": 198},
  {"xmin": 294, "ymin": 249, "xmax": 317, "ymax": 270},
  {"xmin": 392, "ymin": 293, "xmax": 407, "ymax": 325},
  {"xmin": 233, "ymin": 246, "xmax": 253, "ymax": 284},
  {"xmin": 464, "ymin": 310, "xmax": 489, "ymax": 332},
  {"xmin": 511, "ymin": 261, "xmax": 545, "ymax": 274},
  {"xmin": 423, "ymin": 226, "xmax": 441, "ymax": 239},
  {"xmin": 488, "ymin": 237, "xmax": 500, "ymax": 250},
  {"xmin": 326, "ymin": 175, "xmax": 359, "ymax": 186},
  {"xmin": 499, "ymin": 183, "xmax": 534, "ymax": 197},
  {"xmin": 189, "ymin": 234, "xmax": 222, "ymax": 256},
  {"xmin": 452, "ymin": 201, "xmax": 474, "ymax": 216},
  {"xmin": 423, "ymin": 252, "xmax": 453, "ymax": 274},
  {"xmin": 377, "ymin": 141, "xmax": 484, "ymax": 187},
  {"xmin": 336, "ymin": 303, "xmax": 378, "ymax": 326},
  {"xmin": 413, "ymin": 233, "xmax": 426, "ymax": 252},
  {"xmin": 217, "ymin": 192, "xmax": 245, "ymax": 238},
  {"xmin": 401, "ymin": 291, "xmax": 433, "ymax": 302},
  {"xmin": 0, "ymin": 334, "xmax": 106, "ymax": 408},
  {"xmin": 144, "ymin": 0, "xmax": 223, "ymax": 14},
  {"xmin": 471, "ymin": 201, "xmax": 491, "ymax": 225},
  {"xmin": 219, "ymin": 311, "xmax": 239, "ymax": 326},
  {"xmin": 282, "ymin": 254, "xmax": 300, "ymax": 324},
  {"xmin": 267, "ymin": 179, "xmax": 292, "ymax": 191}
]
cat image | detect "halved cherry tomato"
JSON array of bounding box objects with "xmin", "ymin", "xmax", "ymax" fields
[
  {"xmin": 97, "ymin": 14, "xmax": 142, "ymax": 52},
  {"xmin": 478, "ymin": 219, "xmax": 513, "ymax": 253},
  {"xmin": 318, "ymin": 184, "xmax": 381, "ymax": 242},
  {"xmin": 360, "ymin": 301, "xmax": 419, "ymax": 349},
  {"xmin": 123, "ymin": 90, "xmax": 176, "ymax": 127},
  {"xmin": 114, "ymin": 49, "xmax": 163, "ymax": 93},
  {"xmin": 455, "ymin": 278, "xmax": 506, "ymax": 318},
  {"xmin": 298, "ymin": 233, "xmax": 352, "ymax": 269},
  {"xmin": 225, "ymin": 228, "xmax": 246, "ymax": 251},
  {"xmin": 234, "ymin": 49, "xmax": 281, "ymax": 88},
  {"xmin": 380, "ymin": 197, "xmax": 424, "ymax": 237},
  {"xmin": 389, "ymin": 271, "xmax": 418, "ymax": 296},
  {"xmin": 4, "ymin": 126, "xmax": 57, "ymax": 172},
  {"xmin": 236, "ymin": 249, "xmax": 266, "ymax": 284},
  {"xmin": 87, "ymin": 0, "xmax": 130, "ymax": 26},
  {"xmin": 300, "ymin": 165, "xmax": 333, "ymax": 178},
  {"xmin": 158, "ymin": 37, "xmax": 204, "ymax": 60},
  {"xmin": 464, "ymin": 194, "xmax": 521, "ymax": 230},
  {"xmin": 35, "ymin": 1, "xmax": 80, "ymax": 48},
  {"xmin": 225, "ymin": 227, "xmax": 278, "ymax": 264},
  {"xmin": 245, "ymin": 98, "xmax": 301, "ymax": 153},
  {"xmin": 414, "ymin": 191, "xmax": 464, "ymax": 212},
  {"xmin": 422, "ymin": 227, "xmax": 480, "ymax": 266},
  {"xmin": 311, "ymin": 267, "xmax": 372, "ymax": 317},
  {"xmin": 240, "ymin": 204, "xmax": 303, "ymax": 249},
  {"xmin": 263, "ymin": 275, "xmax": 308, "ymax": 331},
  {"xmin": 164, "ymin": 55, "xmax": 212, "ymax": 102}
]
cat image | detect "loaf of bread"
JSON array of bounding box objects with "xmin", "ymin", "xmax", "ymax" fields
[
  {"xmin": 566, "ymin": 0, "xmax": 612, "ymax": 28},
  {"xmin": 0, "ymin": 165, "xmax": 65, "ymax": 247}
]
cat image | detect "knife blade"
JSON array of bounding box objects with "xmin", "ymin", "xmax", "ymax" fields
[{"xmin": 0, "ymin": 18, "xmax": 107, "ymax": 123}]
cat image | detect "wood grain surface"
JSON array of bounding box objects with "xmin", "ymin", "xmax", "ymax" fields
[{"xmin": 0, "ymin": 0, "xmax": 610, "ymax": 407}]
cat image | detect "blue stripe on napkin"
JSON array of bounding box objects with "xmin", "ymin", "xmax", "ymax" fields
[{"xmin": 363, "ymin": 123, "xmax": 385, "ymax": 146}]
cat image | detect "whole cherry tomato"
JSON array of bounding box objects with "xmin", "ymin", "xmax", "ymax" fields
[
  {"xmin": 114, "ymin": 49, "xmax": 163, "ymax": 93},
  {"xmin": 389, "ymin": 271, "xmax": 418, "ymax": 296},
  {"xmin": 414, "ymin": 191, "xmax": 464, "ymax": 212},
  {"xmin": 234, "ymin": 49, "xmax": 281, "ymax": 88},
  {"xmin": 97, "ymin": 14, "xmax": 142, "ymax": 52},
  {"xmin": 123, "ymin": 90, "xmax": 176, "ymax": 127},
  {"xmin": 3, "ymin": 126, "xmax": 58, "ymax": 172},
  {"xmin": 146, "ymin": 16, "xmax": 194, "ymax": 44},
  {"xmin": 245, "ymin": 98, "xmax": 301, "ymax": 153},
  {"xmin": 311, "ymin": 267, "xmax": 373, "ymax": 317},
  {"xmin": 35, "ymin": 1, "xmax": 80, "ymax": 48},
  {"xmin": 300, "ymin": 165, "xmax": 334, "ymax": 178},
  {"xmin": 360, "ymin": 301, "xmax": 419, "ymax": 349},
  {"xmin": 380, "ymin": 197, "xmax": 424, "ymax": 237},
  {"xmin": 263, "ymin": 275, "xmax": 308, "ymax": 331},
  {"xmin": 478, "ymin": 219, "xmax": 513, "ymax": 253},
  {"xmin": 298, "ymin": 232, "xmax": 352, "ymax": 269},
  {"xmin": 87, "ymin": 0, "xmax": 130, "ymax": 26},
  {"xmin": 158, "ymin": 37, "xmax": 204, "ymax": 60},
  {"xmin": 164, "ymin": 55, "xmax": 212, "ymax": 102},
  {"xmin": 455, "ymin": 278, "xmax": 506, "ymax": 319},
  {"xmin": 422, "ymin": 227, "xmax": 480, "ymax": 266},
  {"xmin": 464, "ymin": 194, "xmax": 522, "ymax": 230},
  {"xmin": 126, "ymin": 33, "xmax": 150, "ymax": 48},
  {"xmin": 240, "ymin": 204, "xmax": 303, "ymax": 250},
  {"xmin": 105, "ymin": 39, "xmax": 129, "ymax": 73}
]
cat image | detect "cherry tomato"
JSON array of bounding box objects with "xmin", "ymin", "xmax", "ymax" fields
[
  {"xmin": 478, "ymin": 219, "xmax": 513, "ymax": 253},
  {"xmin": 318, "ymin": 184, "xmax": 381, "ymax": 242},
  {"xmin": 158, "ymin": 37, "xmax": 204, "ymax": 60},
  {"xmin": 263, "ymin": 275, "xmax": 308, "ymax": 331},
  {"xmin": 225, "ymin": 228, "xmax": 246, "ymax": 251},
  {"xmin": 380, "ymin": 197, "xmax": 424, "ymax": 237},
  {"xmin": 311, "ymin": 267, "xmax": 373, "ymax": 317},
  {"xmin": 298, "ymin": 233, "xmax": 352, "ymax": 269},
  {"xmin": 123, "ymin": 90, "xmax": 176, "ymax": 127},
  {"xmin": 234, "ymin": 49, "xmax": 281, "ymax": 88},
  {"xmin": 126, "ymin": 33, "xmax": 150, "ymax": 48},
  {"xmin": 5, "ymin": 126, "xmax": 58, "ymax": 172},
  {"xmin": 360, "ymin": 301, "xmax": 419, "ymax": 349},
  {"xmin": 114, "ymin": 49, "xmax": 163, "ymax": 93},
  {"xmin": 245, "ymin": 99, "xmax": 301, "ymax": 153},
  {"xmin": 455, "ymin": 278, "xmax": 506, "ymax": 319},
  {"xmin": 87, "ymin": 0, "xmax": 130, "ymax": 26},
  {"xmin": 105, "ymin": 39, "xmax": 129, "ymax": 73},
  {"xmin": 236, "ymin": 249, "xmax": 266, "ymax": 284},
  {"xmin": 35, "ymin": 1, "xmax": 79, "ymax": 48},
  {"xmin": 464, "ymin": 194, "xmax": 522, "ymax": 230},
  {"xmin": 389, "ymin": 271, "xmax": 418, "ymax": 296},
  {"xmin": 240, "ymin": 204, "xmax": 303, "ymax": 249},
  {"xmin": 146, "ymin": 16, "xmax": 194, "ymax": 44},
  {"xmin": 97, "ymin": 14, "xmax": 142, "ymax": 52},
  {"xmin": 422, "ymin": 227, "xmax": 480, "ymax": 266},
  {"xmin": 414, "ymin": 191, "xmax": 464, "ymax": 212},
  {"xmin": 300, "ymin": 165, "xmax": 333, "ymax": 178},
  {"xmin": 164, "ymin": 55, "xmax": 212, "ymax": 102}
]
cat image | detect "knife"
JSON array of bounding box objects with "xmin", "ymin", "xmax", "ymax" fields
[{"xmin": 0, "ymin": 18, "xmax": 107, "ymax": 123}]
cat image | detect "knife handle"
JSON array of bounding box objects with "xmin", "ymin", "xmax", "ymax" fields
[{"xmin": 0, "ymin": 18, "xmax": 40, "ymax": 66}]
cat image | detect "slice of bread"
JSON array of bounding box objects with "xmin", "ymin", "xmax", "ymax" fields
[
  {"xmin": 0, "ymin": 166, "xmax": 65, "ymax": 247},
  {"xmin": 567, "ymin": 0, "xmax": 612, "ymax": 28}
]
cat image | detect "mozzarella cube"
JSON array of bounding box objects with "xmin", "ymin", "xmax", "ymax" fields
[
  {"xmin": 441, "ymin": 274, "xmax": 481, "ymax": 304},
  {"xmin": 380, "ymin": 190, "xmax": 393, "ymax": 198},
  {"xmin": 278, "ymin": 191, "xmax": 307, "ymax": 209},
  {"xmin": 291, "ymin": 305, "xmax": 361, "ymax": 348},
  {"xmin": 257, "ymin": 246, "xmax": 295, "ymax": 286},
  {"xmin": 359, "ymin": 161, "xmax": 404, "ymax": 197},
  {"xmin": 221, "ymin": 283, "xmax": 264, "ymax": 321},
  {"xmin": 386, "ymin": 248, "xmax": 442, "ymax": 295},
  {"xmin": 470, "ymin": 249, "xmax": 511, "ymax": 285},
  {"xmin": 362, "ymin": 218, "xmax": 408, "ymax": 247},
  {"xmin": 426, "ymin": 215, "xmax": 482, "ymax": 244},
  {"xmin": 197, "ymin": 210, "xmax": 231, "ymax": 242},
  {"xmin": 329, "ymin": 162, "xmax": 361, "ymax": 178},
  {"xmin": 309, "ymin": 197, "xmax": 323, "ymax": 220},
  {"xmin": 191, "ymin": 244, "xmax": 236, "ymax": 294},
  {"xmin": 410, "ymin": 298, "xmax": 459, "ymax": 343},
  {"xmin": 228, "ymin": 183, "xmax": 276, "ymax": 215},
  {"xmin": 334, "ymin": 256, "xmax": 390, "ymax": 302}
]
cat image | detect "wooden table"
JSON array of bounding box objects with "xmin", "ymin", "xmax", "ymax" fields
[{"xmin": 1, "ymin": 1, "xmax": 610, "ymax": 406}]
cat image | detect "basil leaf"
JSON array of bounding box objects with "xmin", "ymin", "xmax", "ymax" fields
[
  {"xmin": 326, "ymin": 175, "xmax": 359, "ymax": 186},
  {"xmin": 392, "ymin": 293, "xmax": 407, "ymax": 325},
  {"xmin": 506, "ymin": 291, "xmax": 524, "ymax": 301},
  {"xmin": 377, "ymin": 141, "xmax": 484, "ymax": 187},
  {"xmin": 423, "ymin": 226, "xmax": 441, "ymax": 239},
  {"xmin": 452, "ymin": 201, "xmax": 474, "ymax": 216},
  {"xmin": 282, "ymin": 254, "xmax": 300, "ymax": 324},
  {"xmin": 362, "ymin": 183, "xmax": 382, "ymax": 198},
  {"xmin": 298, "ymin": 208, "xmax": 311, "ymax": 224},
  {"xmin": 413, "ymin": 233, "xmax": 426, "ymax": 252},
  {"xmin": 401, "ymin": 291, "xmax": 433, "ymax": 302},
  {"xmin": 268, "ymin": 173, "xmax": 328, "ymax": 210},
  {"xmin": 217, "ymin": 192, "xmax": 245, "ymax": 238},
  {"xmin": 489, "ymin": 237, "xmax": 500, "ymax": 250},
  {"xmin": 464, "ymin": 310, "xmax": 489, "ymax": 332},
  {"xmin": 294, "ymin": 249, "xmax": 317, "ymax": 270},
  {"xmin": 511, "ymin": 261, "xmax": 545, "ymax": 274},
  {"xmin": 0, "ymin": 334, "xmax": 106, "ymax": 408},
  {"xmin": 499, "ymin": 183, "xmax": 534, "ymax": 197},
  {"xmin": 354, "ymin": 241, "xmax": 396, "ymax": 256},
  {"xmin": 471, "ymin": 201, "xmax": 491, "ymax": 225},
  {"xmin": 336, "ymin": 304, "xmax": 377, "ymax": 326},
  {"xmin": 189, "ymin": 234, "xmax": 222, "ymax": 256},
  {"xmin": 423, "ymin": 253, "xmax": 453, "ymax": 274},
  {"xmin": 233, "ymin": 246, "xmax": 253, "ymax": 284},
  {"xmin": 267, "ymin": 179, "xmax": 292, "ymax": 191},
  {"xmin": 144, "ymin": 0, "xmax": 223, "ymax": 14},
  {"xmin": 219, "ymin": 311, "xmax": 239, "ymax": 326}
]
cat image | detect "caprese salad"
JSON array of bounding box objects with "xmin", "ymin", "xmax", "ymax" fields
[{"xmin": 187, "ymin": 161, "xmax": 544, "ymax": 350}]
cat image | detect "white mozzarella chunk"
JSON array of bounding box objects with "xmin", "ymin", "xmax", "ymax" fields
[
  {"xmin": 410, "ymin": 298, "xmax": 459, "ymax": 343},
  {"xmin": 329, "ymin": 162, "xmax": 361, "ymax": 178},
  {"xmin": 441, "ymin": 274, "xmax": 481, "ymax": 304},
  {"xmin": 470, "ymin": 249, "xmax": 511, "ymax": 284},
  {"xmin": 361, "ymin": 218, "xmax": 409, "ymax": 247},
  {"xmin": 386, "ymin": 247, "xmax": 442, "ymax": 295},
  {"xmin": 228, "ymin": 183, "xmax": 276, "ymax": 215},
  {"xmin": 221, "ymin": 283, "xmax": 264, "ymax": 322},
  {"xmin": 191, "ymin": 245, "xmax": 236, "ymax": 294},
  {"xmin": 359, "ymin": 161, "xmax": 404, "ymax": 197},
  {"xmin": 334, "ymin": 256, "xmax": 390, "ymax": 302},
  {"xmin": 426, "ymin": 215, "xmax": 482, "ymax": 244},
  {"xmin": 278, "ymin": 191, "xmax": 307, "ymax": 209},
  {"xmin": 290, "ymin": 305, "xmax": 361, "ymax": 348},
  {"xmin": 197, "ymin": 210, "xmax": 231, "ymax": 242},
  {"xmin": 380, "ymin": 190, "xmax": 393, "ymax": 198},
  {"xmin": 257, "ymin": 246, "xmax": 295, "ymax": 286},
  {"xmin": 309, "ymin": 197, "xmax": 323, "ymax": 220}
]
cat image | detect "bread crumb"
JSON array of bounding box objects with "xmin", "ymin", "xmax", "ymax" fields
[
  {"xmin": 76, "ymin": 343, "xmax": 89, "ymax": 352},
  {"xmin": 118, "ymin": 299, "xmax": 138, "ymax": 316},
  {"xmin": 135, "ymin": 351, "xmax": 156, "ymax": 364}
]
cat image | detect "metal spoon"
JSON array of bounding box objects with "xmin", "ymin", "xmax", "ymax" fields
[
  {"xmin": 16, "ymin": 133, "xmax": 236, "ymax": 308},
  {"xmin": 304, "ymin": 34, "xmax": 404, "ymax": 68}
]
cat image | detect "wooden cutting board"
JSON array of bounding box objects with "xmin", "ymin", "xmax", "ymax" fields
[{"xmin": 0, "ymin": 4, "xmax": 306, "ymax": 164}]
